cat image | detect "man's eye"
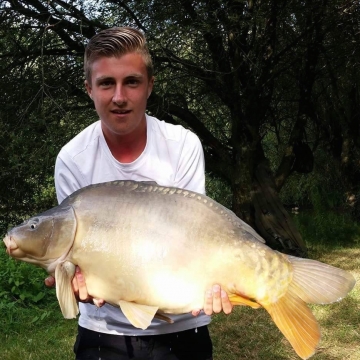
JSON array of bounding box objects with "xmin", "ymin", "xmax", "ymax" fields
[
  {"xmin": 127, "ymin": 79, "xmax": 140, "ymax": 86},
  {"xmin": 99, "ymin": 81, "xmax": 113, "ymax": 87}
]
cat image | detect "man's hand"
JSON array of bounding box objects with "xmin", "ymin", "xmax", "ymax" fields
[
  {"xmin": 44, "ymin": 275, "xmax": 55, "ymax": 287},
  {"xmin": 192, "ymin": 284, "xmax": 233, "ymax": 316},
  {"xmin": 44, "ymin": 266, "xmax": 105, "ymax": 307}
]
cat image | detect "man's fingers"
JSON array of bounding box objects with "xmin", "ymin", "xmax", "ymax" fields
[
  {"xmin": 221, "ymin": 290, "xmax": 233, "ymax": 314},
  {"xmin": 192, "ymin": 309, "xmax": 201, "ymax": 317},
  {"xmin": 93, "ymin": 298, "xmax": 105, "ymax": 308},
  {"xmin": 44, "ymin": 276, "xmax": 55, "ymax": 287},
  {"xmin": 71, "ymin": 267, "xmax": 105, "ymax": 306},
  {"xmin": 74, "ymin": 266, "xmax": 89, "ymax": 301},
  {"xmin": 72, "ymin": 273, "xmax": 79, "ymax": 294},
  {"xmin": 204, "ymin": 285, "xmax": 221, "ymax": 315},
  {"xmin": 203, "ymin": 285, "xmax": 233, "ymax": 316},
  {"xmin": 211, "ymin": 284, "xmax": 222, "ymax": 314},
  {"xmin": 203, "ymin": 289, "xmax": 213, "ymax": 315}
]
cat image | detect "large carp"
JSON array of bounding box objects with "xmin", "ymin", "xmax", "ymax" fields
[{"xmin": 3, "ymin": 180, "xmax": 355, "ymax": 359}]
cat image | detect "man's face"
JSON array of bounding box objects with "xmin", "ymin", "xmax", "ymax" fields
[{"xmin": 85, "ymin": 53, "xmax": 154, "ymax": 139}]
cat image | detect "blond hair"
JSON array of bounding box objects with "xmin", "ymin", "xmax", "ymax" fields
[{"xmin": 84, "ymin": 27, "xmax": 153, "ymax": 82}]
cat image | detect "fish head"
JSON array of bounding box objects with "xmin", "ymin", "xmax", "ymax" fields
[{"xmin": 3, "ymin": 205, "xmax": 77, "ymax": 268}]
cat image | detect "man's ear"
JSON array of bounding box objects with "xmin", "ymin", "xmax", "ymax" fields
[
  {"xmin": 147, "ymin": 76, "xmax": 155, "ymax": 99},
  {"xmin": 85, "ymin": 80, "xmax": 93, "ymax": 100}
]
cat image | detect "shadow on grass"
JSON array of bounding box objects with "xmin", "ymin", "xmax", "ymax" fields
[{"xmin": 293, "ymin": 211, "xmax": 360, "ymax": 252}]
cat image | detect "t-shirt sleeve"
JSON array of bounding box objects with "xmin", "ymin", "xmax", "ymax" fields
[
  {"xmin": 174, "ymin": 131, "xmax": 206, "ymax": 195},
  {"xmin": 54, "ymin": 150, "xmax": 86, "ymax": 204}
]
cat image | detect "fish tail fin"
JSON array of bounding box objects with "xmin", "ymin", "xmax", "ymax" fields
[
  {"xmin": 262, "ymin": 287, "xmax": 319, "ymax": 360},
  {"xmin": 287, "ymin": 255, "xmax": 356, "ymax": 304},
  {"xmin": 262, "ymin": 256, "xmax": 356, "ymax": 359}
]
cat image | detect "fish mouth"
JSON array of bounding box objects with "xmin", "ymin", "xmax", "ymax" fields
[{"xmin": 3, "ymin": 234, "xmax": 19, "ymax": 256}]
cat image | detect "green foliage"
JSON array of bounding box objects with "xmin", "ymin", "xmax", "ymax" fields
[
  {"xmin": 0, "ymin": 245, "xmax": 57, "ymax": 309},
  {"xmin": 0, "ymin": 5, "xmax": 359, "ymax": 358},
  {"xmin": 1, "ymin": 0, "xmax": 360, "ymax": 255},
  {"xmin": 280, "ymin": 148, "xmax": 360, "ymax": 249},
  {"xmin": 279, "ymin": 148, "xmax": 348, "ymax": 212},
  {"xmin": 205, "ymin": 173, "xmax": 232, "ymax": 208}
]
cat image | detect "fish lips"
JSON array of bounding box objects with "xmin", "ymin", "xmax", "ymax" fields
[{"xmin": 3, "ymin": 234, "xmax": 25, "ymax": 258}]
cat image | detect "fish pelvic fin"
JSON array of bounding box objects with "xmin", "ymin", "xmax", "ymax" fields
[
  {"xmin": 119, "ymin": 300, "xmax": 159, "ymax": 330},
  {"xmin": 262, "ymin": 287, "xmax": 320, "ymax": 360},
  {"xmin": 55, "ymin": 261, "xmax": 79, "ymax": 319},
  {"xmin": 154, "ymin": 312, "xmax": 174, "ymax": 324},
  {"xmin": 228, "ymin": 294, "xmax": 261, "ymax": 309},
  {"xmin": 287, "ymin": 255, "xmax": 356, "ymax": 304}
]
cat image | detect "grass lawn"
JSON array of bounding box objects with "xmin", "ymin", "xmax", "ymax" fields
[{"xmin": 1, "ymin": 306, "xmax": 77, "ymax": 360}]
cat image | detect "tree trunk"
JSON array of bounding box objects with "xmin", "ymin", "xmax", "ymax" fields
[
  {"xmin": 252, "ymin": 160, "xmax": 307, "ymax": 257},
  {"xmin": 232, "ymin": 141, "xmax": 308, "ymax": 257}
]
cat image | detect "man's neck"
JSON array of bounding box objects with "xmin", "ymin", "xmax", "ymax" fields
[{"xmin": 102, "ymin": 122, "xmax": 147, "ymax": 164}]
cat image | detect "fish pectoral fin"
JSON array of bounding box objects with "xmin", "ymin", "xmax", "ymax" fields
[
  {"xmin": 262, "ymin": 289, "xmax": 320, "ymax": 360},
  {"xmin": 228, "ymin": 294, "xmax": 261, "ymax": 309},
  {"xmin": 55, "ymin": 261, "xmax": 79, "ymax": 319},
  {"xmin": 118, "ymin": 300, "xmax": 159, "ymax": 330}
]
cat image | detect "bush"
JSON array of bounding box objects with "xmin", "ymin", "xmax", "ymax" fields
[
  {"xmin": 0, "ymin": 246, "xmax": 57, "ymax": 308},
  {"xmin": 280, "ymin": 149, "xmax": 348, "ymax": 213}
]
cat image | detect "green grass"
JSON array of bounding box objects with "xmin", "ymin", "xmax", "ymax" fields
[
  {"xmin": 1, "ymin": 307, "xmax": 76, "ymax": 360},
  {"xmin": 1, "ymin": 211, "xmax": 359, "ymax": 359}
]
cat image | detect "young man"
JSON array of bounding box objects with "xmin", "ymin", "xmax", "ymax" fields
[{"xmin": 49, "ymin": 27, "xmax": 232, "ymax": 359}]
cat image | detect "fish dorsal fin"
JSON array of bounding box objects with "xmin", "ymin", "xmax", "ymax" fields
[
  {"xmin": 55, "ymin": 261, "xmax": 78, "ymax": 319},
  {"xmin": 118, "ymin": 300, "xmax": 159, "ymax": 330},
  {"xmin": 139, "ymin": 181, "xmax": 159, "ymax": 185},
  {"xmin": 228, "ymin": 294, "xmax": 262, "ymax": 309}
]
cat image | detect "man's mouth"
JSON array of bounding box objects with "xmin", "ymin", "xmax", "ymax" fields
[{"xmin": 111, "ymin": 109, "xmax": 131, "ymax": 115}]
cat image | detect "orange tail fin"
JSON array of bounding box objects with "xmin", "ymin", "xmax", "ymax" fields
[
  {"xmin": 263, "ymin": 255, "xmax": 355, "ymax": 359},
  {"xmin": 263, "ymin": 287, "xmax": 319, "ymax": 359}
]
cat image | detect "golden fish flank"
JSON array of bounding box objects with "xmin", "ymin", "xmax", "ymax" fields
[{"xmin": 3, "ymin": 180, "xmax": 356, "ymax": 360}]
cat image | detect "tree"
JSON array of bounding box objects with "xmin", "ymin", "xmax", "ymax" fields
[{"xmin": 2, "ymin": 0, "xmax": 360, "ymax": 254}]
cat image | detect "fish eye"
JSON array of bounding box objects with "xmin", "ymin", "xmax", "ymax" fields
[{"xmin": 29, "ymin": 218, "xmax": 39, "ymax": 230}]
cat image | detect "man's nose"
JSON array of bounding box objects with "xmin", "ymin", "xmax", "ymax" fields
[{"xmin": 112, "ymin": 85, "xmax": 126, "ymax": 104}]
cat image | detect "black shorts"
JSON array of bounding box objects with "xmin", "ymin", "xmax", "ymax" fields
[{"xmin": 74, "ymin": 325, "xmax": 213, "ymax": 360}]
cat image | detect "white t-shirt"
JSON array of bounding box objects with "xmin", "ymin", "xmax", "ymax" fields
[{"xmin": 55, "ymin": 114, "xmax": 211, "ymax": 335}]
